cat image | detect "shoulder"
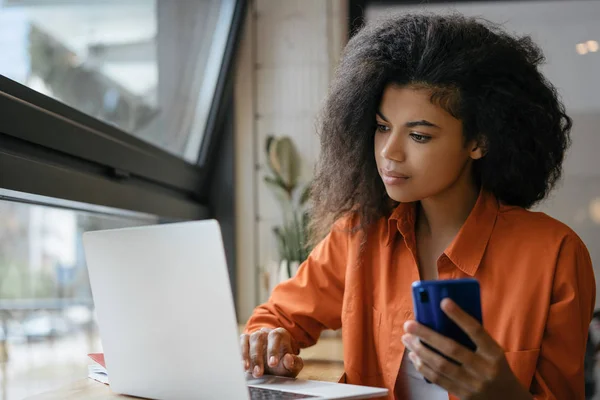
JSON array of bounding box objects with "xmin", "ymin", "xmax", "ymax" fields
[
  {"xmin": 329, "ymin": 212, "xmax": 393, "ymax": 252},
  {"xmin": 491, "ymin": 204, "xmax": 593, "ymax": 277},
  {"xmin": 490, "ymin": 205, "xmax": 594, "ymax": 314},
  {"xmin": 316, "ymin": 213, "xmax": 363, "ymax": 253},
  {"xmin": 495, "ymin": 203, "xmax": 584, "ymax": 248},
  {"xmin": 332, "ymin": 213, "xmax": 360, "ymax": 232}
]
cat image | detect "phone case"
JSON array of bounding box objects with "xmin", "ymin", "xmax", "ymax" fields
[{"xmin": 411, "ymin": 278, "xmax": 483, "ymax": 354}]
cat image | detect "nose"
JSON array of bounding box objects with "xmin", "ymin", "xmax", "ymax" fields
[{"xmin": 380, "ymin": 132, "xmax": 405, "ymax": 162}]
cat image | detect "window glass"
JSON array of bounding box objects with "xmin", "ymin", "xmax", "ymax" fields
[
  {"xmin": 0, "ymin": 0, "xmax": 236, "ymax": 163},
  {"xmin": 0, "ymin": 198, "xmax": 157, "ymax": 399}
]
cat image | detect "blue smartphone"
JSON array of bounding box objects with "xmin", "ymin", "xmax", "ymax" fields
[{"xmin": 411, "ymin": 278, "xmax": 483, "ymax": 356}]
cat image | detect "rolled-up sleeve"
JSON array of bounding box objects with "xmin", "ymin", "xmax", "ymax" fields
[
  {"xmin": 531, "ymin": 234, "xmax": 596, "ymax": 399},
  {"xmin": 244, "ymin": 219, "xmax": 350, "ymax": 350}
]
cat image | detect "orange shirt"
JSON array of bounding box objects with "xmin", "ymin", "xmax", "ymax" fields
[{"xmin": 245, "ymin": 191, "xmax": 596, "ymax": 400}]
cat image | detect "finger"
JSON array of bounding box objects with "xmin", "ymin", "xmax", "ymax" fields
[
  {"xmin": 404, "ymin": 321, "xmax": 484, "ymax": 372},
  {"xmin": 408, "ymin": 352, "xmax": 471, "ymax": 398},
  {"xmin": 240, "ymin": 334, "xmax": 250, "ymax": 371},
  {"xmin": 267, "ymin": 353, "xmax": 303, "ymax": 378},
  {"xmin": 402, "ymin": 334, "xmax": 477, "ymax": 392},
  {"xmin": 267, "ymin": 328, "xmax": 287, "ymax": 367},
  {"xmin": 441, "ymin": 299, "xmax": 501, "ymax": 358},
  {"xmin": 249, "ymin": 330, "xmax": 268, "ymax": 377},
  {"xmin": 282, "ymin": 353, "xmax": 304, "ymax": 377}
]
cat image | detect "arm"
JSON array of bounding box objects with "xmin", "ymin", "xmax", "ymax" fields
[
  {"xmin": 531, "ymin": 235, "xmax": 596, "ymax": 399},
  {"xmin": 244, "ymin": 218, "xmax": 350, "ymax": 351}
]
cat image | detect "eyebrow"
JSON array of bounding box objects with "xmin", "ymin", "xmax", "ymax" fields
[
  {"xmin": 376, "ymin": 111, "xmax": 440, "ymax": 129},
  {"xmin": 405, "ymin": 120, "xmax": 439, "ymax": 129}
]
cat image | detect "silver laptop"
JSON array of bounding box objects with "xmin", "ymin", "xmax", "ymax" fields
[{"xmin": 83, "ymin": 220, "xmax": 388, "ymax": 400}]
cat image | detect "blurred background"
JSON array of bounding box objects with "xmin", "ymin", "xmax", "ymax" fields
[{"xmin": 0, "ymin": 0, "xmax": 599, "ymax": 399}]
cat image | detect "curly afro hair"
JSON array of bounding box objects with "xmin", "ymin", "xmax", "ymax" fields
[{"xmin": 309, "ymin": 13, "xmax": 571, "ymax": 244}]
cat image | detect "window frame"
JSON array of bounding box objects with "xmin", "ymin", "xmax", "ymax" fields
[{"xmin": 0, "ymin": 0, "xmax": 247, "ymax": 221}]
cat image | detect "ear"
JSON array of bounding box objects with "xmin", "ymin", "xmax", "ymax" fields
[{"xmin": 469, "ymin": 136, "xmax": 487, "ymax": 160}]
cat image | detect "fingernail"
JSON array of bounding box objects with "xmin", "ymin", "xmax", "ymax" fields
[
  {"xmin": 441, "ymin": 298, "xmax": 453, "ymax": 309},
  {"xmin": 409, "ymin": 352, "xmax": 421, "ymax": 368},
  {"xmin": 269, "ymin": 356, "xmax": 276, "ymax": 366},
  {"xmin": 245, "ymin": 360, "xmax": 250, "ymax": 369},
  {"xmin": 253, "ymin": 366, "xmax": 260, "ymax": 377},
  {"xmin": 402, "ymin": 335, "xmax": 410, "ymax": 346},
  {"xmin": 242, "ymin": 360, "xmax": 247, "ymax": 370}
]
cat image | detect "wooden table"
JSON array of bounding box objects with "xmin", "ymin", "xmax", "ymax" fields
[{"xmin": 24, "ymin": 333, "xmax": 344, "ymax": 400}]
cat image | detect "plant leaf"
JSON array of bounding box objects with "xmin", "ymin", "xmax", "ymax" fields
[
  {"xmin": 273, "ymin": 137, "xmax": 300, "ymax": 191},
  {"xmin": 273, "ymin": 226, "xmax": 290, "ymax": 261},
  {"xmin": 268, "ymin": 137, "xmax": 283, "ymax": 180},
  {"xmin": 264, "ymin": 175, "xmax": 287, "ymax": 192},
  {"xmin": 265, "ymin": 135, "xmax": 277, "ymax": 174},
  {"xmin": 299, "ymin": 183, "xmax": 311, "ymax": 206},
  {"xmin": 265, "ymin": 135, "xmax": 275, "ymax": 159}
]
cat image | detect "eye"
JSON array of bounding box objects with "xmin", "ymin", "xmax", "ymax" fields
[
  {"xmin": 376, "ymin": 123, "xmax": 390, "ymax": 133},
  {"xmin": 410, "ymin": 132, "xmax": 431, "ymax": 143}
]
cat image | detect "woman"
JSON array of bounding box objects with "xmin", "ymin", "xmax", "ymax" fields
[{"xmin": 241, "ymin": 13, "xmax": 595, "ymax": 400}]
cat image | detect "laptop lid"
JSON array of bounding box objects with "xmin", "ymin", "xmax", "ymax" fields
[{"xmin": 83, "ymin": 220, "xmax": 249, "ymax": 400}]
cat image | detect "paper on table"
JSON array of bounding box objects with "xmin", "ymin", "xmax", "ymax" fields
[{"xmin": 88, "ymin": 353, "xmax": 109, "ymax": 385}]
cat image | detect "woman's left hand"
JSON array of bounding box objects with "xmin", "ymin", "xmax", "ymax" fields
[{"xmin": 402, "ymin": 298, "xmax": 533, "ymax": 400}]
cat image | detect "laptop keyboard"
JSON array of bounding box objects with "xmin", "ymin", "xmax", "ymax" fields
[{"xmin": 249, "ymin": 386, "xmax": 318, "ymax": 399}]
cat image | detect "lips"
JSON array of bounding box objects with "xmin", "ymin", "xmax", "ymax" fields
[
  {"xmin": 381, "ymin": 169, "xmax": 409, "ymax": 179},
  {"xmin": 380, "ymin": 169, "xmax": 410, "ymax": 186}
]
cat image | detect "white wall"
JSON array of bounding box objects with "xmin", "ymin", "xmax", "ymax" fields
[{"xmin": 234, "ymin": 0, "xmax": 347, "ymax": 321}]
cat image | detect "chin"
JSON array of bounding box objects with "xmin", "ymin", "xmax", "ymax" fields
[{"xmin": 385, "ymin": 187, "xmax": 420, "ymax": 203}]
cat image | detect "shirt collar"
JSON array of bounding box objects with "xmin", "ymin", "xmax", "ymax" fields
[
  {"xmin": 386, "ymin": 201, "xmax": 415, "ymax": 247},
  {"xmin": 386, "ymin": 190, "xmax": 499, "ymax": 276}
]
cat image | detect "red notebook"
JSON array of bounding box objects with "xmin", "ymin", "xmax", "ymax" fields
[{"xmin": 88, "ymin": 353, "xmax": 106, "ymax": 368}]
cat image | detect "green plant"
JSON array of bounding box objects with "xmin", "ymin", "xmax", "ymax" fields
[{"xmin": 264, "ymin": 135, "xmax": 312, "ymax": 277}]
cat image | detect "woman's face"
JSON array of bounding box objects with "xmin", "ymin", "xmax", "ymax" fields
[{"xmin": 374, "ymin": 84, "xmax": 483, "ymax": 203}]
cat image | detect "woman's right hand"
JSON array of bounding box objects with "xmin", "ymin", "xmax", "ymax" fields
[{"xmin": 240, "ymin": 327, "xmax": 304, "ymax": 378}]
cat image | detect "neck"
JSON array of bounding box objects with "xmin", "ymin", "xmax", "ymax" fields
[{"xmin": 417, "ymin": 177, "xmax": 479, "ymax": 240}]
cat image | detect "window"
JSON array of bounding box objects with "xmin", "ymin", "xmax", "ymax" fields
[
  {"xmin": 0, "ymin": 0, "xmax": 246, "ymax": 398},
  {"xmin": 0, "ymin": 0, "xmax": 237, "ymax": 163},
  {"xmin": 0, "ymin": 0, "xmax": 245, "ymax": 220},
  {"xmin": 0, "ymin": 194, "xmax": 157, "ymax": 399}
]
